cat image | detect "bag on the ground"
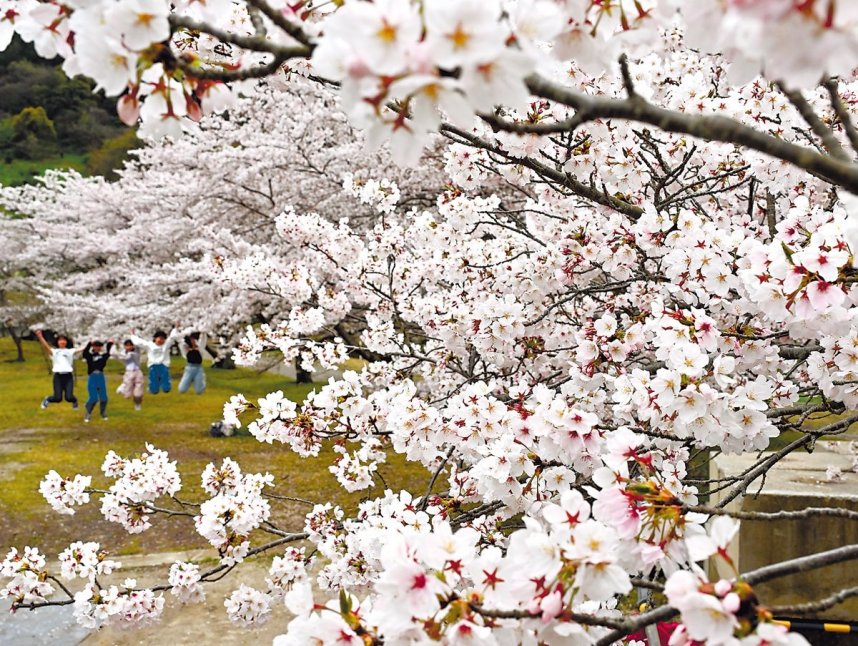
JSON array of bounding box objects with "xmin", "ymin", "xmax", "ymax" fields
[{"xmin": 209, "ymin": 420, "xmax": 236, "ymax": 437}]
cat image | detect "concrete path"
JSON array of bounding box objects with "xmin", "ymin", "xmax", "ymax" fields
[
  {"xmin": 0, "ymin": 605, "xmax": 89, "ymax": 646},
  {"xmin": 0, "ymin": 550, "xmax": 296, "ymax": 646},
  {"xmin": 84, "ymin": 557, "xmax": 289, "ymax": 646}
]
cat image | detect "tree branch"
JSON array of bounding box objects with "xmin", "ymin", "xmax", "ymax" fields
[
  {"xmin": 776, "ymin": 81, "xmax": 848, "ymax": 161},
  {"xmin": 770, "ymin": 585, "xmax": 858, "ymax": 615},
  {"xmin": 744, "ymin": 544, "xmax": 858, "ymax": 585},
  {"xmin": 245, "ymin": 0, "xmax": 312, "ymax": 47},
  {"xmin": 824, "ymin": 78, "xmax": 858, "ymax": 156},
  {"xmin": 439, "ymin": 123, "xmax": 644, "ymax": 219},
  {"xmin": 682, "ymin": 504, "xmax": 858, "ymax": 522},
  {"xmin": 717, "ymin": 412, "xmax": 858, "ymax": 508},
  {"xmin": 520, "ymin": 73, "xmax": 858, "ymax": 193}
]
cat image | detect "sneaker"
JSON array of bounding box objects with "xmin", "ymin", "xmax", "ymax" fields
[
  {"xmin": 134, "ymin": 404, "xmax": 142, "ymax": 411},
  {"xmin": 40, "ymin": 398, "xmax": 49, "ymax": 409},
  {"xmin": 72, "ymin": 402, "xmax": 79, "ymax": 410},
  {"xmin": 101, "ymin": 416, "xmax": 108, "ymax": 421},
  {"xmin": 83, "ymin": 414, "xmax": 91, "ymax": 423}
]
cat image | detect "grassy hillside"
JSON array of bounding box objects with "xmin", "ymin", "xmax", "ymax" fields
[
  {"xmin": 0, "ymin": 338, "xmax": 427, "ymax": 556},
  {"xmin": 0, "ymin": 152, "xmax": 88, "ymax": 186},
  {"xmin": 0, "ymin": 37, "xmax": 139, "ymax": 186}
]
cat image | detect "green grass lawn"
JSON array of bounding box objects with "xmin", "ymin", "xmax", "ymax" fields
[
  {"xmin": 0, "ymin": 153, "xmax": 88, "ymax": 186},
  {"xmin": 0, "ymin": 338, "xmax": 427, "ymax": 556}
]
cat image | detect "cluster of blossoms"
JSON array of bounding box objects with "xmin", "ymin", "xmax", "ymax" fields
[
  {"xmin": 343, "ymin": 173, "xmax": 401, "ymax": 215},
  {"xmin": 222, "ymin": 546, "xmax": 316, "ymax": 628},
  {"xmin": 168, "ymin": 561, "xmax": 205, "ymax": 604},
  {"xmin": 57, "ymin": 543, "xmax": 163, "ymax": 631},
  {"xmin": 196, "ymin": 458, "xmax": 274, "ymax": 564},
  {"xmin": 330, "ymin": 438, "xmax": 387, "ymax": 492},
  {"xmin": 99, "ymin": 444, "xmax": 182, "ymax": 533},
  {"xmin": 0, "ymin": 547, "xmax": 54, "ymax": 606},
  {"xmin": 38, "ymin": 470, "xmax": 91, "ymax": 515},
  {"xmin": 224, "ymin": 583, "xmax": 273, "ymax": 627},
  {"xmin": 810, "ymin": 326, "xmax": 858, "ymax": 408},
  {"xmin": 267, "ymin": 546, "xmax": 314, "ymax": 614},
  {"xmin": 736, "ymin": 196, "xmax": 858, "ymax": 325},
  {"xmin": 230, "ymin": 320, "xmax": 351, "ymax": 370},
  {"xmin": 72, "ymin": 578, "xmax": 164, "ymax": 630},
  {"xmin": 59, "ymin": 542, "xmax": 121, "ymax": 582},
  {"xmin": 229, "ymin": 371, "xmax": 382, "ymax": 462},
  {"xmin": 1, "ymin": 541, "xmax": 165, "ymax": 632},
  {"xmin": 665, "ymin": 571, "xmax": 806, "ymax": 646}
]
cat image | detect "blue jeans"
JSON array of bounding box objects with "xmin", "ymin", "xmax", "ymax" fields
[
  {"xmin": 178, "ymin": 364, "xmax": 206, "ymax": 394},
  {"xmin": 85, "ymin": 372, "xmax": 107, "ymax": 416},
  {"xmin": 149, "ymin": 364, "xmax": 171, "ymax": 394}
]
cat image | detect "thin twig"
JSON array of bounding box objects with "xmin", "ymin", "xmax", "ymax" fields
[
  {"xmin": 824, "ymin": 77, "xmax": 858, "ymax": 156},
  {"xmin": 776, "ymin": 81, "xmax": 848, "ymax": 161}
]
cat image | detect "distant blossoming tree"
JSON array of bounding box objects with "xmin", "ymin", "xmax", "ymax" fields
[{"xmin": 0, "ymin": 80, "xmax": 447, "ymax": 347}]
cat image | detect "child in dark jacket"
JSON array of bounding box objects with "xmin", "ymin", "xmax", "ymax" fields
[
  {"xmin": 178, "ymin": 332, "xmax": 207, "ymax": 395},
  {"xmin": 82, "ymin": 339, "xmax": 114, "ymax": 422}
]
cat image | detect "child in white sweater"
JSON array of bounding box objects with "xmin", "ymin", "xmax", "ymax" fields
[
  {"xmin": 129, "ymin": 328, "xmax": 179, "ymax": 394},
  {"xmin": 35, "ymin": 329, "xmax": 83, "ymax": 409}
]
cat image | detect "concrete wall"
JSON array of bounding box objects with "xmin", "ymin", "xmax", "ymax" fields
[{"xmin": 710, "ymin": 449, "xmax": 858, "ymax": 622}]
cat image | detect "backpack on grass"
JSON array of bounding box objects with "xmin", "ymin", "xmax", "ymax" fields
[{"xmin": 209, "ymin": 420, "xmax": 236, "ymax": 437}]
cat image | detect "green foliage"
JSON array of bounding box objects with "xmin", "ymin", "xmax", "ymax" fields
[
  {"xmin": 0, "ymin": 58, "xmax": 122, "ymax": 149},
  {"xmin": 86, "ymin": 129, "xmax": 142, "ymax": 180},
  {"xmin": 0, "ymin": 36, "xmax": 135, "ymax": 181},
  {"xmin": 6, "ymin": 106, "xmax": 57, "ymax": 159},
  {"xmin": 0, "ymin": 153, "xmax": 88, "ymax": 187},
  {"xmin": 0, "ymin": 118, "xmax": 12, "ymax": 155}
]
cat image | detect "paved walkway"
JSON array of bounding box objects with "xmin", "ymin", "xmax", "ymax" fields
[
  {"xmin": 0, "ymin": 605, "xmax": 89, "ymax": 646},
  {"xmin": 0, "ymin": 551, "xmax": 297, "ymax": 645}
]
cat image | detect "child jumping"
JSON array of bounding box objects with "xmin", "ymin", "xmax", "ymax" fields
[
  {"xmin": 36, "ymin": 329, "xmax": 82, "ymax": 410},
  {"xmin": 116, "ymin": 339, "xmax": 145, "ymax": 410},
  {"xmin": 178, "ymin": 332, "xmax": 207, "ymax": 395},
  {"xmin": 129, "ymin": 327, "xmax": 179, "ymax": 394},
  {"xmin": 82, "ymin": 339, "xmax": 114, "ymax": 422}
]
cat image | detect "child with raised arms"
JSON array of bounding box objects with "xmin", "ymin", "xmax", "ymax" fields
[
  {"xmin": 116, "ymin": 339, "xmax": 145, "ymax": 410},
  {"xmin": 129, "ymin": 327, "xmax": 180, "ymax": 394},
  {"xmin": 36, "ymin": 329, "xmax": 82, "ymax": 410},
  {"xmin": 82, "ymin": 339, "xmax": 114, "ymax": 422}
]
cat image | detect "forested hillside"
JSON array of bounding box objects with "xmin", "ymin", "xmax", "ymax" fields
[{"xmin": 0, "ymin": 37, "xmax": 139, "ymax": 185}]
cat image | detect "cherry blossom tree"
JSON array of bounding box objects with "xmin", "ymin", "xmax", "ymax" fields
[
  {"xmin": 0, "ymin": 80, "xmax": 447, "ymax": 348},
  {"xmin": 4, "ymin": 1, "xmax": 858, "ymax": 644},
  {"xmin": 0, "ymin": 207, "xmax": 43, "ymax": 361}
]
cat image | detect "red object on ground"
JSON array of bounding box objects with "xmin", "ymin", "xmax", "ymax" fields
[{"xmin": 626, "ymin": 622, "xmax": 685, "ymax": 645}]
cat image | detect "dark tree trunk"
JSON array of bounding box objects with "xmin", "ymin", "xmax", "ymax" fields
[
  {"xmin": 294, "ymin": 356, "xmax": 313, "ymax": 384},
  {"xmin": 5, "ymin": 326, "xmax": 24, "ymax": 362},
  {"xmin": 207, "ymin": 342, "xmax": 235, "ymax": 369}
]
